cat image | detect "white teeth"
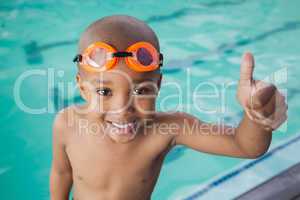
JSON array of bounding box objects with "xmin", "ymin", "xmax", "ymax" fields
[{"xmin": 112, "ymin": 122, "xmax": 133, "ymax": 129}]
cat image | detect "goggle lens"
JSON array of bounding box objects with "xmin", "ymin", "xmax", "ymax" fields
[
  {"xmin": 87, "ymin": 47, "xmax": 108, "ymax": 68},
  {"xmin": 74, "ymin": 41, "xmax": 163, "ymax": 72},
  {"xmin": 136, "ymin": 47, "xmax": 153, "ymax": 66}
]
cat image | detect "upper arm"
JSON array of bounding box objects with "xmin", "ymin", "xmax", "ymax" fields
[
  {"xmin": 51, "ymin": 111, "xmax": 72, "ymax": 174},
  {"xmin": 173, "ymin": 112, "xmax": 248, "ymax": 158}
]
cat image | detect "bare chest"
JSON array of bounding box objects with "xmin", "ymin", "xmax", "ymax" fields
[{"xmin": 66, "ymin": 133, "xmax": 169, "ymax": 190}]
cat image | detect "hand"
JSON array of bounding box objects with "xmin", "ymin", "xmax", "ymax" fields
[{"xmin": 237, "ymin": 52, "xmax": 288, "ymax": 130}]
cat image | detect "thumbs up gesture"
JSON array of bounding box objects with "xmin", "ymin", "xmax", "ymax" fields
[{"xmin": 237, "ymin": 52, "xmax": 287, "ymax": 130}]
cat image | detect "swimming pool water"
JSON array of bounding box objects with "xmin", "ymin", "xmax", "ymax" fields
[{"xmin": 0, "ymin": 0, "xmax": 299, "ymax": 199}]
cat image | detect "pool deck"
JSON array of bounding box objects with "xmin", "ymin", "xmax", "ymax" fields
[
  {"xmin": 236, "ymin": 162, "xmax": 300, "ymax": 200},
  {"xmin": 181, "ymin": 132, "xmax": 300, "ymax": 200}
]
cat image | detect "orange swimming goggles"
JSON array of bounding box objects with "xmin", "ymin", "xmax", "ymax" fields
[{"xmin": 73, "ymin": 41, "xmax": 163, "ymax": 72}]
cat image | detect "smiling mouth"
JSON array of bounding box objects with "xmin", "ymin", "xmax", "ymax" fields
[{"xmin": 106, "ymin": 120, "xmax": 138, "ymax": 135}]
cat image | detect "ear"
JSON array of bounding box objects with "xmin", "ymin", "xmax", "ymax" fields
[{"xmin": 76, "ymin": 74, "xmax": 89, "ymax": 101}]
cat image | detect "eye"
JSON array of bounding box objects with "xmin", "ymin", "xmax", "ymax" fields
[
  {"xmin": 133, "ymin": 87, "xmax": 155, "ymax": 95},
  {"xmin": 96, "ymin": 88, "xmax": 112, "ymax": 96}
]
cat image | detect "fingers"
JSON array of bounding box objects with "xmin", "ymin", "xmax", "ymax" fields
[
  {"xmin": 271, "ymin": 112, "xmax": 288, "ymax": 130},
  {"xmin": 239, "ymin": 52, "xmax": 255, "ymax": 85},
  {"xmin": 250, "ymin": 80, "xmax": 276, "ymax": 109},
  {"xmin": 246, "ymin": 90, "xmax": 288, "ymax": 130},
  {"xmin": 251, "ymin": 85, "xmax": 281, "ymax": 113}
]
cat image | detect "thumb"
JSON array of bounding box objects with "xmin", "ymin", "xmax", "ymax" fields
[{"xmin": 239, "ymin": 52, "xmax": 255, "ymax": 84}]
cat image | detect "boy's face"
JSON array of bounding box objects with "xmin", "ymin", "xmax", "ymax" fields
[
  {"xmin": 76, "ymin": 16, "xmax": 162, "ymax": 143},
  {"xmin": 77, "ymin": 59, "xmax": 162, "ymax": 143}
]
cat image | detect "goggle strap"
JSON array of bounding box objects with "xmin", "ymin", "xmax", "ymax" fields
[
  {"xmin": 73, "ymin": 54, "xmax": 82, "ymax": 63},
  {"xmin": 159, "ymin": 53, "xmax": 164, "ymax": 67},
  {"xmin": 73, "ymin": 52, "xmax": 164, "ymax": 67},
  {"xmin": 113, "ymin": 51, "xmax": 133, "ymax": 58}
]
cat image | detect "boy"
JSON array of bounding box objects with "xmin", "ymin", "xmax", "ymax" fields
[{"xmin": 50, "ymin": 15, "xmax": 287, "ymax": 200}]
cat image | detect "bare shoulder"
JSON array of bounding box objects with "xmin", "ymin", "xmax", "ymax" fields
[
  {"xmin": 154, "ymin": 111, "xmax": 182, "ymax": 121},
  {"xmin": 155, "ymin": 111, "xmax": 205, "ymax": 143},
  {"xmin": 52, "ymin": 106, "xmax": 77, "ymax": 143},
  {"xmin": 155, "ymin": 111, "xmax": 202, "ymax": 125},
  {"xmin": 53, "ymin": 106, "xmax": 75, "ymax": 129},
  {"xmin": 153, "ymin": 111, "xmax": 198, "ymax": 145}
]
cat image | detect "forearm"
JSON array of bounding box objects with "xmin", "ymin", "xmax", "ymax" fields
[
  {"xmin": 234, "ymin": 112, "xmax": 272, "ymax": 158},
  {"xmin": 50, "ymin": 167, "xmax": 73, "ymax": 200}
]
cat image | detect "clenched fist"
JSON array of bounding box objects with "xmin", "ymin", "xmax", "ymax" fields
[{"xmin": 237, "ymin": 52, "xmax": 288, "ymax": 130}]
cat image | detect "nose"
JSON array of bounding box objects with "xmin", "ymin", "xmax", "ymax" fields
[{"xmin": 109, "ymin": 92, "xmax": 135, "ymax": 116}]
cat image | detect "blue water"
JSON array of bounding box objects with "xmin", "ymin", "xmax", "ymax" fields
[{"xmin": 0, "ymin": 0, "xmax": 299, "ymax": 199}]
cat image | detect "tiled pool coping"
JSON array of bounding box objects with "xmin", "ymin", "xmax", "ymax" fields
[
  {"xmin": 236, "ymin": 162, "xmax": 300, "ymax": 200},
  {"xmin": 181, "ymin": 132, "xmax": 300, "ymax": 200}
]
